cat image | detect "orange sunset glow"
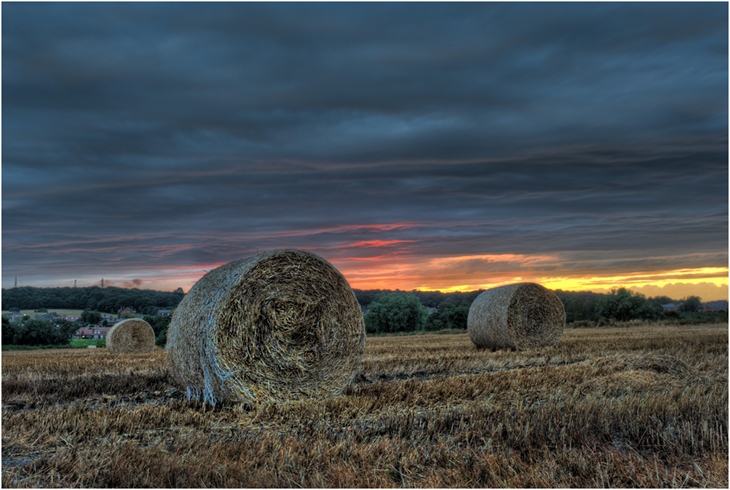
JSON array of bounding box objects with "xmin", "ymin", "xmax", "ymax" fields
[
  {"xmin": 100, "ymin": 247, "xmax": 728, "ymax": 303},
  {"xmin": 330, "ymin": 254, "xmax": 728, "ymax": 300}
]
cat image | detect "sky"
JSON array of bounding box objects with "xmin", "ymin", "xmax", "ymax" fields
[{"xmin": 2, "ymin": 2, "xmax": 728, "ymax": 301}]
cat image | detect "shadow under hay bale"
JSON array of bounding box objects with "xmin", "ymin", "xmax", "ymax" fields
[
  {"xmin": 467, "ymin": 282, "xmax": 565, "ymax": 350},
  {"xmin": 166, "ymin": 248, "xmax": 366, "ymax": 406},
  {"xmin": 106, "ymin": 318, "xmax": 156, "ymax": 354}
]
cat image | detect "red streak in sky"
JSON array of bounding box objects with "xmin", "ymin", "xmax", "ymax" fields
[{"xmin": 336, "ymin": 239, "xmax": 415, "ymax": 249}]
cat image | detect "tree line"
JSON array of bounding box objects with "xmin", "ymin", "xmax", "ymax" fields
[
  {"xmin": 2, "ymin": 285, "xmax": 724, "ymax": 346},
  {"xmin": 2, "ymin": 286, "xmax": 185, "ymax": 315},
  {"xmin": 355, "ymin": 288, "xmax": 723, "ymax": 335},
  {"xmin": 354, "ymin": 289, "xmax": 479, "ymax": 334},
  {"xmin": 2, "ymin": 313, "xmax": 172, "ymax": 349}
]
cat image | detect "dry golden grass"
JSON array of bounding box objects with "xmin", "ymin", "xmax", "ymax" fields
[{"xmin": 2, "ymin": 323, "xmax": 727, "ymax": 487}]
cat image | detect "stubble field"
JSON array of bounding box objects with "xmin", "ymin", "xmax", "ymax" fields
[{"xmin": 2, "ymin": 323, "xmax": 727, "ymax": 487}]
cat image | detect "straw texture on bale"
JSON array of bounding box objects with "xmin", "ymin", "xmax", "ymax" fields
[
  {"xmin": 467, "ymin": 282, "xmax": 565, "ymax": 350},
  {"xmin": 106, "ymin": 318, "xmax": 156, "ymax": 354},
  {"xmin": 166, "ymin": 249, "xmax": 366, "ymax": 406}
]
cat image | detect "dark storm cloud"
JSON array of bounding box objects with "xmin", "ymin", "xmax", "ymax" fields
[{"xmin": 2, "ymin": 2, "xmax": 727, "ymax": 291}]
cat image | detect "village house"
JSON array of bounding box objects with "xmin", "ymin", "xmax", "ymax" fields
[
  {"xmin": 662, "ymin": 301, "xmax": 728, "ymax": 312},
  {"xmin": 118, "ymin": 307, "xmax": 137, "ymax": 317},
  {"xmin": 73, "ymin": 325, "xmax": 112, "ymax": 340},
  {"xmin": 157, "ymin": 309, "xmax": 172, "ymax": 317},
  {"xmin": 101, "ymin": 314, "xmax": 122, "ymax": 325},
  {"xmin": 37, "ymin": 312, "xmax": 62, "ymax": 321},
  {"xmin": 701, "ymin": 300, "xmax": 728, "ymax": 312}
]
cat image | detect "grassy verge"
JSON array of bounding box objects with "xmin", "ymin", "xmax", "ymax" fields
[
  {"xmin": 69, "ymin": 339, "xmax": 106, "ymax": 348},
  {"xmin": 2, "ymin": 339, "xmax": 106, "ymax": 351}
]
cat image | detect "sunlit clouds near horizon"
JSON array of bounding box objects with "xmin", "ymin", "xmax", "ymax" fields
[{"xmin": 2, "ymin": 2, "xmax": 728, "ymax": 301}]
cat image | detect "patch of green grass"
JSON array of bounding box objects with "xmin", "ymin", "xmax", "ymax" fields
[
  {"xmin": 2, "ymin": 339, "xmax": 106, "ymax": 351},
  {"xmin": 69, "ymin": 339, "xmax": 106, "ymax": 348}
]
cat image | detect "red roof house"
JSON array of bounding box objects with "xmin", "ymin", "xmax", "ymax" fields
[{"xmin": 73, "ymin": 326, "xmax": 112, "ymax": 340}]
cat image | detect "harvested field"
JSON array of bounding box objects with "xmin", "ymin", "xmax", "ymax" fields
[{"xmin": 2, "ymin": 323, "xmax": 727, "ymax": 488}]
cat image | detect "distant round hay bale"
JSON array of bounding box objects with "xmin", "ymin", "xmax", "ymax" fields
[
  {"xmin": 166, "ymin": 249, "xmax": 366, "ymax": 405},
  {"xmin": 107, "ymin": 318, "xmax": 155, "ymax": 354},
  {"xmin": 467, "ymin": 282, "xmax": 565, "ymax": 350}
]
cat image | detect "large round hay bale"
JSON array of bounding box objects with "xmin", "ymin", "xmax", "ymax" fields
[
  {"xmin": 166, "ymin": 248, "xmax": 366, "ymax": 405},
  {"xmin": 107, "ymin": 318, "xmax": 156, "ymax": 354},
  {"xmin": 467, "ymin": 282, "xmax": 565, "ymax": 350}
]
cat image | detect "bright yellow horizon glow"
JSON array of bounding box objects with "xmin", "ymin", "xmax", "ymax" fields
[
  {"xmin": 112, "ymin": 252, "xmax": 727, "ymax": 302},
  {"xmin": 537, "ymin": 267, "xmax": 728, "ymax": 291},
  {"xmin": 410, "ymin": 267, "xmax": 729, "ymax": 297}
]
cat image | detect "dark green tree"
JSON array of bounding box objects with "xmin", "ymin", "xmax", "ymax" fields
[
  {"xmin": 364, "ymin": 292, "xmax": 428, "ymax": 334},
  {"xmin": 81, "ymin": 309, "xmax": 102, "ymax": 325},
  {"xmin": 353, "ymin": 289, "xmax": 385, "ymax": 309},
  {"xmin": 647, "ymin": 295, "xmax": 676, "ymax": 307},
  {"xmin": 553, "ymin": 290, "xmax": 605, "ymax": 323},
  {"xmin": 444, "ymin": 304, "xmax": 470, "ymax": 329},
  {"xmin": 596, "ymin": 288, "xmax": 660, "ymax": 321},
  {"xmin": 143, "ymin": 315, "xmax": 173, "ymax": 347},
  {"xmin": 2, "ymin": 316, "xmax": 15, "ymax": 345},
  {"xmin": 1, "ymin": 285, "xmax": 185, "ymax": 314},
  {"xmin": 9, "ymin": 317, "xmax": 69, "ymax": 346},
  {"xmin": 425, "ymin": 302, "xmax": 470, "ymax": 331},
  {"xmin": 679, "ymin": 296, "xmax": 702, "ymax": 312},
  {"xmin": 55, "ymin": 319, "xmax": 78, "ymax": 340}
]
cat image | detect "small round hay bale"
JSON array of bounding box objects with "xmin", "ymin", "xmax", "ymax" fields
[
  {"xmin": 467, "ymin": 282, "xmax": 565, "ymax": 350},
  {"xmin": 107, "ymin": 318, "xmax": 155, "ymax": 354},
  {"xmin": 166, "ymin": 249, "xmax": 366, "ymax": 405}
]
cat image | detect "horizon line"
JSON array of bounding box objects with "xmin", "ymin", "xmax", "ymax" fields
[{"xmin": 2, "ymin": 282, "xmax": 728, "ymax": 303}]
